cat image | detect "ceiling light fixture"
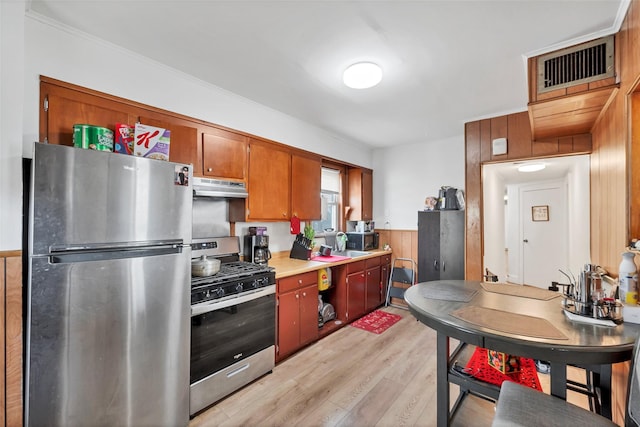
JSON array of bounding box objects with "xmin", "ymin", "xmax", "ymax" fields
[
  {"xmin": 343, "ymin": 62, "xmax": 382, "ymax": 89},
  {"xmin": 517, "ymin": 163, "xmax": 546, "ymax": 172}
]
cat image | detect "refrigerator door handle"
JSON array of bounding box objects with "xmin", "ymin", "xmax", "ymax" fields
[
  {"xmin": 50, "ymin": 245, "xmax": 184, "ymax": 264},
  {"xmin": 50, "ymin": 239, "xmax": 185, "ymax": 253}
]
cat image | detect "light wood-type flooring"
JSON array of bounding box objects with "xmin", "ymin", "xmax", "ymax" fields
[{"xmin": 190, "ymin": 306, "xmax": 590, "ymax": 427}]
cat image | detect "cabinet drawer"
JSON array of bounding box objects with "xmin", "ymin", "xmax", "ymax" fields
[
  {"xmin": 278, "ymin": 271, "xmax": 317, "ymax": 293},
  {"xmin": 347, "ymin": 260, "xmax": 366, "ymax": 274},
  {"xmin": 381, "ymin": 254, "xmax": 391, "ymax": 264},
  {"xmin": 365, "ymin": 257, "xmax": 380, "ymax": 269}
]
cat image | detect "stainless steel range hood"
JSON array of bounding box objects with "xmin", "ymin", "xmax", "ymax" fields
[{"xmin": 192, "ymin": 177, "xmax": 248, "ymax": 199}]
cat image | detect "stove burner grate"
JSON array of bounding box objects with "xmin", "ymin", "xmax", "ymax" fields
[{"xmin": 190, "ymin": 261, "xmax": 275, "ymax": 305}]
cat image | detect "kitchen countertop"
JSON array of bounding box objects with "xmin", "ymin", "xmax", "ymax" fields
[{"xmin": 269, "ymin": 249, "xmax": 392, "ymax": 279}]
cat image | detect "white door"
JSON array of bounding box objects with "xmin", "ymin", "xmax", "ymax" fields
[{"xmin": 520, "ymin": 181, "xmax": 568, "ymax": 288}]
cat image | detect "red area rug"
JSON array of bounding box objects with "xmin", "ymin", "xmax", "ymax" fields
[
  {"xmin": 350, "ymin": 310, "xmax": 402, "ymax": 334},
  {"xmin": 465, "ymin": 347, "xmax": 542, "ymax": 391}
]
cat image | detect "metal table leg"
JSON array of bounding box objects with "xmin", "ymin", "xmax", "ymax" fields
[
  {"xmin": 598, "ymin": 364, "xmax": 612, "ymax": 420},
  {"xmin": 550, "ymin": 362, "xmax": 567, "ymax": 400},
  {"xmin": 437, "ymin": 332, "xmax": 450, "ymax": 427}
]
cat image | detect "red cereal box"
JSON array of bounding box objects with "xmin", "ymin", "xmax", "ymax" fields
[
  {"xmin": 487, "ymin": 349, "xmax": 521, "ymax": 374},
  {"xmin": 114, "ymin": 123, "xmax": 134, "ymax": 155}
]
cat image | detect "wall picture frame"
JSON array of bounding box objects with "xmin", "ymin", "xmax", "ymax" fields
[{"xmin": 532, "ymin": 205, "xmax": 549, "ymax": 221}]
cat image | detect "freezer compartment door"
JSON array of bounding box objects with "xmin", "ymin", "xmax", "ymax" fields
[
  {"xmin": 26, "ymin": 249, "xmax": 190, "ymax": 427},
  {"xmin": 30, "ymin": 143, "xmax": 192, "ymax": 255}
]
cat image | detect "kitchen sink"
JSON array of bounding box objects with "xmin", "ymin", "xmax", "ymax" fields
[{"xmin": 332, "ymin": 250, "xmax": 370, "ymax": 258}]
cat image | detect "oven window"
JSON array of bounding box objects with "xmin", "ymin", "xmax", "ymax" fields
[{"xmin": 190, "ymin": 294, "xmax": 275, "ymax": 384}]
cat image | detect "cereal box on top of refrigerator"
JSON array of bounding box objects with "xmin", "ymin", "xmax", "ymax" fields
[
  {"xmin": 133, "ymin": 123, "xmax": 171, "ymax": 161},
  {"xmin": 114, "ymin": 123, "xmax": 134, "ymax": 155}
]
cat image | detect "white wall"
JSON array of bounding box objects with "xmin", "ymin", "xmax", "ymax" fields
[
  {"xmin": 1, "ymin": 9, "xmax": 468, "ymax": 251},
  {"xmin": 482, "ymin": 167, "xmax": 506, "ymax": 281},
  {"xmin": 567, "ymin": 156, "xmax": 591, "ymax": 274},
  {"xmin": 0, "ymin": 1, "xmax": 26, "ymax": 251},
  {"xmin": 371, "ymin": 136, "xmax": 465, "ymax": 230}
]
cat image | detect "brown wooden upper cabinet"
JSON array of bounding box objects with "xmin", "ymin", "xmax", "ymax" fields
[
  {"xmin": 40, "ymin": 80, "xmax": 137, "ymax": 146},
  {"xmin": 230, "ymin": 139, "xmax": 322, "ymax": 222},
  {"xmin": 347, "ymin": 167, "xmax": 373, "ymax": 221},
  {"xmin": 291, "ymin": 153, "xmax": 321, "ymax": 220},
  {"xmin": 230, "ymin": 139, "xmax": 291, "ymax": 221},
  {"xmin": 202, "ymin": 128, "xmax": 247, "ymax": 182}
]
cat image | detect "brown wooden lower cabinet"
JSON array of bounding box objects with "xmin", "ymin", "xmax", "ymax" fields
[
  {"xmin": 276, "ymin": 271, "xmax": 319, "ymax": 361},
  {"xmin": 276, "ymin": 254, "xmax": 392, "ymax": 362},
  {"xmin": 365, "ymin": 257, "xmax": 381, "ymax": 312},
  {"xmin": 1, "ymin": 252, "xmax": 23, "ymax": 427},
  {"xmin": 345, "ymin": 261, "xmax": 366, "ymax": 321}
]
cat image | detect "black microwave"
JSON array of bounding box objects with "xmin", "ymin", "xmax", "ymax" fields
[{"xmin": 346, "ymin": 232, "xmax": 379, "ymax": 251}]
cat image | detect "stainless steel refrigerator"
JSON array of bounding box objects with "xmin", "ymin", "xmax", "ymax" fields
[{"xmin": 26, "ymin": 142, "xmax": 192, "ymax": 427}]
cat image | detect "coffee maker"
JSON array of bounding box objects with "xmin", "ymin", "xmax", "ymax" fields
[{"xmin": 244, "ymin": 234, "xmax": 272, "ymax": 266}]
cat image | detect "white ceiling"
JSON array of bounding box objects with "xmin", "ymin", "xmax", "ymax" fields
[{"xmin": 27, "ymin": 0, "xmax": 626, "ymax": 148}]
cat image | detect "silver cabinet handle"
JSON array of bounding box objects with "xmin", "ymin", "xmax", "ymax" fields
[{"xmin": 434, "ymin": 260, "xmax": 439, "ymax": 271}]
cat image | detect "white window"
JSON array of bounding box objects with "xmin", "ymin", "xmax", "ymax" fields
[{"xmin": 312, "ymin": 167, "xmax": 341, "ymax": 234}]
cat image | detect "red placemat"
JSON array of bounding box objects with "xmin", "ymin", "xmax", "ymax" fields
[
  {"xmin": 464, "ymin": 347, "xmax": 542, "ymax": 391},
  {"xmin": 350, "ymin": 310, "xmax": 402, "ymax": 334},
  {"xmin": 310, "ymin": 255, "xmax": 351, "ymax": 262}
]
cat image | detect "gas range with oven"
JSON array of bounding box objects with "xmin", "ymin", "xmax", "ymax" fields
[{"xmin": 189, "ymin": 237, "xmax": 276, "ymax": 416}]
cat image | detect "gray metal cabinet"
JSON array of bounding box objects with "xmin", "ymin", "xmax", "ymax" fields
[{"xmin": 418, "ymin": 210, "xmax": 465, "ymax": 282}]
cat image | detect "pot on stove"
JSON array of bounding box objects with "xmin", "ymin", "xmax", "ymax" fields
[{"xmin": 191, "ymin": 255, "xmax": 221, "ymax": 277}]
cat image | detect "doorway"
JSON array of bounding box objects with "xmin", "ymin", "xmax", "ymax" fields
[{"xmin": 483, "ymin": 155, "xmax": 590, "ymax": 286}]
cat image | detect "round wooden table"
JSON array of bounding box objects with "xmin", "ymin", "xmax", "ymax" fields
[{"xmin": 404, "ymin": 280, "xmax": 640, "ymax": 426}]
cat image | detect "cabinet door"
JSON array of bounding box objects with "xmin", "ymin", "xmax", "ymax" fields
[
  {"xmin": 277, "ymin": 291, "xmax": 300, "ymax": 360},
  {"xmin": 440, "ymin": 211, "xmax": 465, "ymax": 280},
  {"xmin": 361, "ymin": 170, "xmax": 373, "ymax": 221},
  {"xmin": 418, "ymin": 211, "xmax": 441, "ymax": 282},
  {"xmin": 365, "ymin": 266, "xmax": 381, "ymax": 312},
  {"xmin": 42, "ymin": 82, "xmax": 135, "ymax": 146},
  {"xmin": 347, "ymin": 168, "xmax": 373, "ymax": 221},
  {"xmin": 298, "ymin": 284, "xmax": 319, "ymax": 346},
  {"xmin": 346, "ymin": 271, "xmax": 366, "ymax": 320},
  {"xmin": 202, "ymin": 129, "xmax": 247, "ymax": 181},
  {"xmin": 291, "ymin": 154, "xmax": 321, "ymax": 220},
  {"xmin": 139, "ymin": 116, "xmax": 198, "ymax": 168},
  {"xmin": 247, "ymin": 140, "xmax": 291, "ymax": 220}
]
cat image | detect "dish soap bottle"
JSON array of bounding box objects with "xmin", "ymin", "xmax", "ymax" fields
[{"xmin": 619, "ymin": 252, "xmax": 638, "ymax": 304}]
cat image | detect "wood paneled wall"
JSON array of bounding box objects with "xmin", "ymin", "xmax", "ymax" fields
[
  {"xmin": 592, "ymin": 1, "xmax": 640, "ymax": 424},
  {"xmin": 376, "ymin": 230, "xmax": 418, "ymax": 271},
  {"xmin": 1, "ymin": 252, "xmax": 22, "ymax": 427}
]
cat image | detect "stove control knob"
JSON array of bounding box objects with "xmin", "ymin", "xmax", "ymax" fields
[
  {"xmin": 235, "ymin": 283, "xmax": 244, "ymax": 292},
  {"xmin": 251, "ymin": 279, "xmax": 259, "ymax": 289},
  {"xmin": 205, "ymin": 290, "xmax": 211, "ymax": 298},
  {"xmin": 214, "ymin": 288, "xmax": 225, "ymax": 298}
]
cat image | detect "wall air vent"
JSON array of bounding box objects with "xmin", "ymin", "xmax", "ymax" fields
[{"xmin": 537, "ymin": 35, "xmax": 614, "ymax": 94}]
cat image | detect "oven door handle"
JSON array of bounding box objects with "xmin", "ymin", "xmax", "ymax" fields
[{"xmin": 191, "ymin": 285, "xmax": 275, "ymax": 317}]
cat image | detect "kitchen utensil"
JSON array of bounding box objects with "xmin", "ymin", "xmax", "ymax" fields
[
  {"xmin": 319, "ymin": 245, "xmax": 332, "ymax": 256},
  {"xmin": 320, "ymin": 303, "xmax": 336, "ymax": 323},
  {"xmin": 191, "ymin": 255, "xmax": 221, "ymax": 277},
  {"xmin": 336, "ymin": 232, "xmax": 347, "ymax": 252}
]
